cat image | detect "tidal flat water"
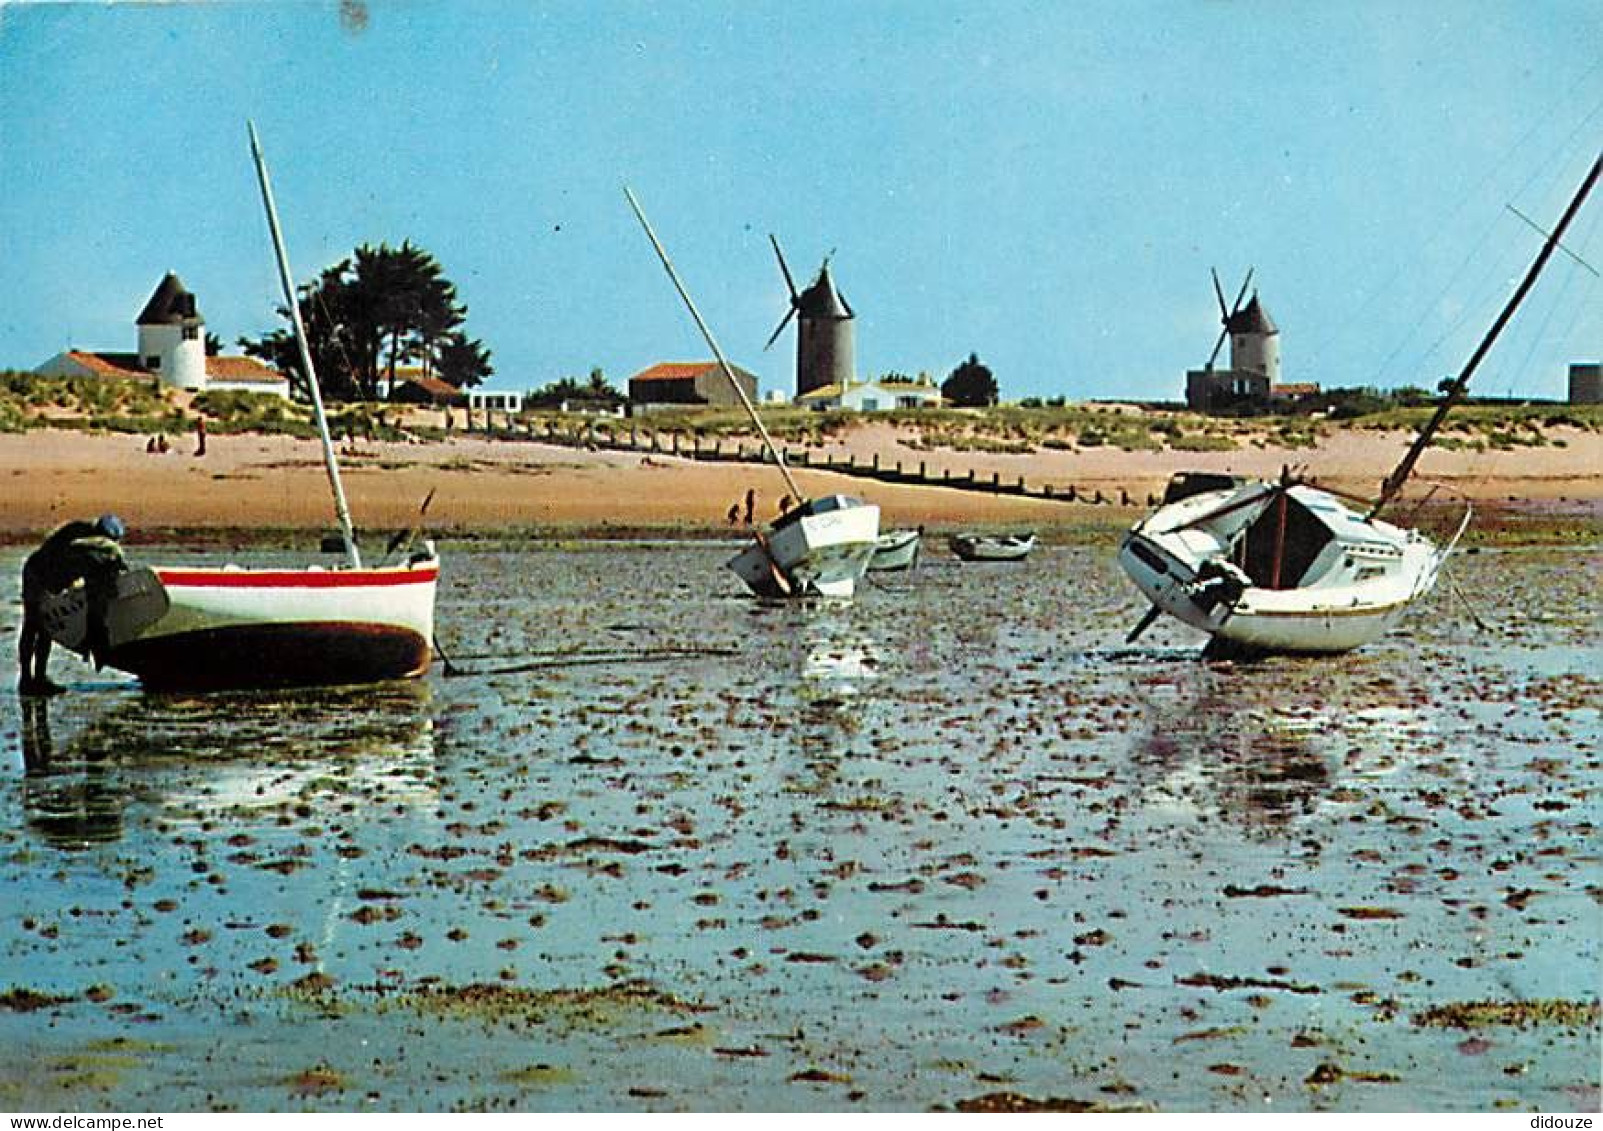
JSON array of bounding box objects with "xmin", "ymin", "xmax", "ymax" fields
[{"xmin": 0, "ymin": 541, "xmax": 1597, "ymax": 1113}]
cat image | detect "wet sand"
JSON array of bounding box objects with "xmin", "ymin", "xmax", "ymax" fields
[{"xmin": 0, "ymin": 542, "xmax": 1596, "ymax": 1111}]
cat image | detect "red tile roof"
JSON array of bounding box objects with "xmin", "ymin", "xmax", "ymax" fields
[
  {"xmin": 205, "ymin": 356, "xmax": 286, "ymax": 385},
  {"xmin": 66, "ymin": 350, "xmax": 147, "ymax": 378},
  {"xmin": 389, "ymin": 371, "xmax": 463, "ymax": 402},
  {"xmin": 630, "ymin": 362, "xmax": 719, "ymax": 382}
]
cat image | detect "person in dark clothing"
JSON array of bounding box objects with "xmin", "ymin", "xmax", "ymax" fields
[{"xmin": 18, "ymin": 515, "xmax": 127, "ymax": 696}]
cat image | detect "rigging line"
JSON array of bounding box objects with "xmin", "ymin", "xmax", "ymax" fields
[
  {"xmin": 1407, "ymin": 193, "xmax": 1569, "ymax": 383},
  {"xmin": 1367, "ymin": 214, "xmax": 1511, "ymax": 388},
  {"xmin": 1509, "ymin": 80, "xmax": 1603, "ymax": 204},
  {"xmin": 1500, "ymin": 187, "xmax": 1603, "ymax": 396},
  {"xmin": 1540, "ymin": 200, "xmax": 1603, "ymax": 351},
  {"xmin": 1505, "ymin": 204, "xmax": 1600, "ymax": 276},
  {"xmin": 1505, "ymin": 223, "xmax": 1583, "ymax": 395},
  {"xmin": 1359, "ymin": 97, "xmax": 1603, "ymax": 387},
  {"xmin": 1370, "ymin": 153, "xmax": 1601, "ymax": 518}
]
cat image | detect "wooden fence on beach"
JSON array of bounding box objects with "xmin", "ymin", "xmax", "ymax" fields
[{"xmin": 472, "ymin": 416, "xmax": 1160, "ymax": 508}]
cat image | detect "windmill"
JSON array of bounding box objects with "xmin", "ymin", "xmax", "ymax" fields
[
  {"xmin": 1204, "ymin": 266, "xmax": 1255, "ymax": 371},
  {"xmin": 765, "ymin": 234, "xmax": 856, "ymax": 399}
]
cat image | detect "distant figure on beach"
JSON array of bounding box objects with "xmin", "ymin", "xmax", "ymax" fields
[
  {"xmin": 156, "ymin": 434, "xmax": 170, "ymax": 454},
  {"xmin": 778, "ymin": 495, "xmax": 793, "ymax": 517},
  {"xmin": 145, "ymin": 436, "xmax": 157, "ymax": 454},
  {"xmin": 194, "ymin": 416, "xmax": 207, "ymax": 457},
  {"xmin": 743, "ymin": 488, "xmax": 756, "ymax": 525},
  {"xmin": 18, "ymin": 515, "xmax": 128, "ymax": 696},
  {"xmin": 726, "ymin": 503, "xmax": 740, "ymax": 526}
]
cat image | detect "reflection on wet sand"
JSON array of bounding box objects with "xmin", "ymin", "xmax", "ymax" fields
[
  {"xmin": 21, "ymin": 697, "xmax": 123, "ymax": 847},
  {"xmin": 1130, "ymin": 661, "xmax": 1443, "ymax": 833},
  {"xmin": 12, "ymin": 681, "xmax": 436, "ymax": 848}
]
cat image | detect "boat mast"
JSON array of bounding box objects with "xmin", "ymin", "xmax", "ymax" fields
[
  {"xmin": 1369, "ymin": 152, "xmax": 1601, "ymax": 521},
  {"xmin": 247, "ymin": 120, "xmax": 363, "ymax": 568},
  {"xmin": 623, "ymin": 186, "xmax": 805, "ymax": 503}
]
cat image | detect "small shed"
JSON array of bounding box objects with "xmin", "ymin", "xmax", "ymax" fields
[
  {"xmin": 389, "ymin": 372, "xmax": 465, "ymax": 407},
  {"xmin": 628, "ymin": 361, "xmax": 759, "ymax": 413}
]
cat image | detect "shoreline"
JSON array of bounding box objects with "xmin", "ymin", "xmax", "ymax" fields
[{"xmin": 1, "ymin": 425, "xmax": 1598, "ymax": 544}]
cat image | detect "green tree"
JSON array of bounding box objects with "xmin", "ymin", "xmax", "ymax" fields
[
  {"xmin": 435, "ymin": 331, "xmax": 494, "ymax": 391},
  {"xmin": 527, "ymin": 367, "xmax": 623, "ymax": 410},
  {"xmin": 942, "ymin": 352, "xmax": 998, "ymax": 408},
  {"xmin": 239, "ymin": 241, "xmax": 490, "ymax": 401}
]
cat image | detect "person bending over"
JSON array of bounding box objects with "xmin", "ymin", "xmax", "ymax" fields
[{"xmin": 18, "ymin": 514, "xmax": 127, "ymax": 696}]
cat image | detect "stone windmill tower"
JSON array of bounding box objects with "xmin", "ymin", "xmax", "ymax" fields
[
  {"xmin": 1202, "ymin": 267, "xmax": 1279, "ymax": 383},
  {"xmin": 765, "ymin": 235, "xmax": 855, "ymax": 398},
  {"xmin": 136, "ymin": 272, "xmax": 208, "ymax": 391},
  {"xmin": 1227, "ymin": 293, "xmax": 1280, "ymax": 383}
]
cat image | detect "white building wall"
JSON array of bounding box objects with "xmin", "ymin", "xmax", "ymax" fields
[
  {"xmin": 206, "ymin": 379, "xmax": 291, "ymax": 401},
  {"xmin": 813, "ymin": 382, "xmax": 940, "ymax": 412},
  {"xmin": 468, "ymin": 391, "xmax": 523, "ymax": 412},
  {"xmin": 1230, "ymin": 331, "xmax": 1280, "ymax": 382},
  {"xmin": 138, "ymin": 323, "xmax": 207, "ymax": 391}
]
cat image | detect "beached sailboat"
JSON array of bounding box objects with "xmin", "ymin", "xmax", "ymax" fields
[
  {"xmin": 42, "ymin": 123, "xmax": 439, "ymax": 691},
  {"xmin": 950, "ymin": 532, "xmax": 1036, "ymax": 562},
  {"xmin": 1119, "ymin": 153, "xmax": 1599, "ymax": 658},
  {"xmin": 868, "ymin": 527, "xmax": 923, "ymax": 572},
  {"xmin": 624, "ymin": 187, "xmax": 880, "ymax": 598}
]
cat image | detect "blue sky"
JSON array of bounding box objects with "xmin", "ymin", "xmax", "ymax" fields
[{"xmin": 2, "ymin": 0, "xmax": 1599, "ymax": 402}]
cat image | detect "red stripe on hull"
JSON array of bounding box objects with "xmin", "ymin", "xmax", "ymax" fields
[
  {"xmin": 155, "ymin": 566, "xmax": 439, "ymax": 590},
  {"xmin": 108, "ymin": 622, "xmax": 432, "ymax": 692}
]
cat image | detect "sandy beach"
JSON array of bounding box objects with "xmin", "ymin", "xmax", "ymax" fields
[{"xmin": 2, "ymin": 422, "xmax": 1599, "ymax": 539}]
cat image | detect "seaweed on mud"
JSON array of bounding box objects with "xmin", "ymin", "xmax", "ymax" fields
[
  {"xmin": 953, "ymin": 1091, "xmax": 1146, "ymax": 1113},
  {"xmin": 498, "ymin": 1063, "xmax": 576, "ymax": 1087},
  {"xmin": 1305, "ymin": 1063, "xmax": 1401, "ymax": 1089},
  {"xmin": 387, "ymin": 979, "xmax": 712, "ymax": 1025},
  {"xmin": 0, "ymin": 986, "xmax": 75, "ymax": 1012},
  {"xmin": 284, "ymin": 1065, "xmax": 345, "ymax": 1096},
  {"xmin": 1176, "ymin": 972, "xmax": 1322, "ymax": 995},
  {"xmin": 1411, "ymin": 1000, "xmax": 1602, "ymax": 1030}
]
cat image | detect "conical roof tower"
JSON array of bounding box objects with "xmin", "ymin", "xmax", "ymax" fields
[{"xmin": 764, "ymin": 237, "xmax": 857, "ymax": 398}]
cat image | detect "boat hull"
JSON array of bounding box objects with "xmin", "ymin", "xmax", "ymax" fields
[
  {"xmin": 1118, "ymin": 481, "xmax": 1448, "ymax": 656},
  {"xmin": 868, "ymin": 529, "xmax": 921, "ymax": 572},
  {"xmin": 104, "ymin": 561, "xmax": 439, "ymax": 691},
  {"xmin": 1121, "ymin": 532, "xmax": 1421, "ymax": 654},
  {"xmin": 727, "ymin": 500, "xmax": 880, "ymax": 598},
  {"xmin": 950, "ymin": 533, "xmax": 1035, "ymax": 562}
]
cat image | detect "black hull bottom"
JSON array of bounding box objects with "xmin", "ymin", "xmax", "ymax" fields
[{"xmin": 108, "ymin": 623, "xmax": 432, "ymax": 692}]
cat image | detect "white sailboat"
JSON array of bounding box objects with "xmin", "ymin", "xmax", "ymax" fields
[
  {"xmin": 1120, "ymin": 153, "xmax": 1599, "ymax": 659},
  {"xmin": 867, "ymin": 527, "xmax": 923, "ymax": 572},
  {"xmin": 623, "ymin": 187, "xmax": 880, "ymax": 598},
  {"xmin": 43, "ymin": 122, "xmax": 439, "ymax": 691}
]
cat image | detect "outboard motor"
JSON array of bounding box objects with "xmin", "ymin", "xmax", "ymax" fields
[{"xmin": 1185, "ymin": 558, "xmax": 1250, "ymax": 614}]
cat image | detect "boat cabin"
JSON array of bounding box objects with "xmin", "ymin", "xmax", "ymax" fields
[
  {"xmin": 772, "ymin": 493, "xmax": 867, "ymax": 531},
  {"xmin": 1225, "ymin": 487, "xmax": 1404, "ymax": 591}
]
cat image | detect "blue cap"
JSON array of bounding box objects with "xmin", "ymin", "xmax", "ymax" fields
[{"xmin": 95, "ymin": 514, "xmax": 126, "ymax": 541}]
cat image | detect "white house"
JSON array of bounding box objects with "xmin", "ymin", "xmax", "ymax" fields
[
  {"xmin": 467, "ymin": 390, "xmax": 523, "ymax": 413},
  {"xmin": 795, "ymin": 375, "xmax": 942, "ymax": 412},
  {"xmin": 36, "ymin": 273, "xmax": 290, "ymax": 399}
]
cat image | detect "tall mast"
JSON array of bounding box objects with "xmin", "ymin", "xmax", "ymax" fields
[
  {"xmin": 1370, "ymin": 152, "xmax": 1601, "ymax": 520},
  {"xmin": 247, "ymin": 120, "xmax": 362, "ymax": 568},
  {"xmin": 623, "ymin": 186, "xmax": 805, "ymax": 503}
]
